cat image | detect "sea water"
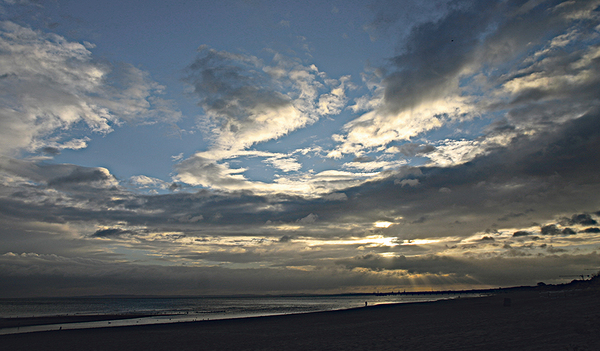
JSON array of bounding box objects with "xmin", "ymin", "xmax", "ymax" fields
[{"xmin": 0, "ymin": 293, "xmax": 474, "ymax": 335}]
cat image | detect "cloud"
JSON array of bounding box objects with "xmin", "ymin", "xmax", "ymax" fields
[
  {"xmin": 91, "ymin": 228, "xmax": 134, "ymax": 238},
  {"xmin": 174, "ymin": 151, "xmax": 379, "ymax": 196},
  {"xmin": 174, "ymin": 155, "xmax": 250, "ymax": 189},
  {"xmin": 560, "ymin": 213, "xmax": 598, "ymax": 226},
  {"xmin": 40, "ymin": 147, "xmax": 61, "ymax": 156},
  {"xmin": 297, "ymin": 213, "xmax": 318, "ymax": 224},
  {"xmin": 171, "ymin": 153, "xmax": 184, "ymax": 161},
  {"xmin": 47, "ymin": 168, "xmax": 114, "ymax": 187},
  {"xmin": 396, "ymin": 179, "xmax": 419, "ymax": 187},
  {"xmin": 0, "ymin": 251, "xmax": 460, "ymax": 296},
  {"xmin": 321, "ymin": 192, "xmax": 348, "ymax": 201},
  {"xmin": 324, "ymin": 109, "xmax": 600, "ymax": 241},
  {"xmin": 279, "ymin": 235, "xmax": 293, "ymax": 242},
  {"xmin": 513, "ymin": 231, "xmax": 531, "ymax": 237},
  {"xmin": 0, "ymin": 21, "xmax": 180, "ymax": 156},
  {"xmin": 393, "ymin": 143, "xmax": 436, "ymax": 157},
  {"xmin": 5, "ymin": 247, "xmax": 598, "ymax": 297},
  {"xmin": 363, "ymin": 0, "xmax": 454, "ymax": 47},
  {"xmin": 0, "ymin": 156, "xmax": 118, "ymax": 189},
  {"xmin": 2, "ymin": 107, "xmax": 599, "ymax": 244},
  {"xmin": 334, "ymin": 251, "xmax": 600, "ymax": 287},
  {"xmin": 174, "ymin": 47, "xmax": 357, "ymax": 195},
  {"xmin": 183, "ymin": 48, "xmax": 347, "ymax": 153},
  {"xmin": 329, "ymin": 1, "xmax": 497, "ymax": 158},
  {"xmin": 2, "ymin": 110, "xmax": 600, "ymax": 294},
  {"xmin": 540, "ymin": 224, "xmax": 561, "ymax": 235},
  {"xmin": 265, "ymin": 155, "xmax": 302, "ymax": 172},
  {"xmin": 330, "ymin": 0, "xmax": 600, "ymax": 164},
  {"xmin": 129, "ymin": 175, "xmax": 174, "ymax": 193}
]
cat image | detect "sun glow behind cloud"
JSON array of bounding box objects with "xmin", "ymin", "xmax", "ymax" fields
[{"xmin": 374, "ymin": 221, "xmax": 393, "ymax": 228}]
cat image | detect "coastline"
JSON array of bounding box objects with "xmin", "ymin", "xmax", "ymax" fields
[
  {"xmin": 0, "ymin": 293, "xmax": 469, "ymax": 334},
  {"xmin": 1, "ymin": 289, "xmax": 599, "ymax": 350}
]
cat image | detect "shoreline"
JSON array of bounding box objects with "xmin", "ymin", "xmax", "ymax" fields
[
  {"xmin": 2, "ymin": 289, "xmax": 599, "ymax": 350},
  {"xmin": 0, "ymin": 293, "xmax": 473, "ymax": 334},
  {"xmin": 0, "ymin": 295, "xmax": 463, "ymax": 335}
]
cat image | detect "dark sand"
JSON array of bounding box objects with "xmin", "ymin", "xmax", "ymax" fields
[{"xmin": 1, "ymin": 290, "xmax": 599, "ymax": 351}]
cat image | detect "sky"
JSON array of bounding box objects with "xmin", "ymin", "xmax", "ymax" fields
[{"xmin": 1, "ymin": 0, "xmax": 600, "ymax": 297}]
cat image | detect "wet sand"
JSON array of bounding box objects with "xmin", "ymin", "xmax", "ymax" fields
[
  {"xmin": 1, "ymin": 290, "xmax": 599, "ymax": 350},
  {"xmin": 0, "ymin": 314, "xmax": 157, "ymax": 329}
]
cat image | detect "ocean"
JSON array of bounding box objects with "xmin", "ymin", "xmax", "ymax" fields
[{"xmin": 0, "ymin": 293, "xmax": 474, "ymax": 335}]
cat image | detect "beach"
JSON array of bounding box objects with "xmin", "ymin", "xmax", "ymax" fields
[{"xmin": 1, "ymin": 290, "xmax": 599, "ymax": 351}]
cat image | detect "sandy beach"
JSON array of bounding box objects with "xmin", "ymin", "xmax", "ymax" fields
[{"xmin": 1, "ymin": 290, "xmax": 599, "ymax": 351}]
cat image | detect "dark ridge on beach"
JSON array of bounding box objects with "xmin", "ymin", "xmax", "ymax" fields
[{"xmin": 2, "ymin": 283, "xmax": 600, "ymax": 351}]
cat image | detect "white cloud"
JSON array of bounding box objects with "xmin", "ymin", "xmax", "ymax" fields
[
  {"xmin": 176, "ymin": 48, "xmax": 353, "ymax": 194},
  {"xmin": 425, "ymin": 139, "xmax": 487, "ymax": 167},
  {"xmin": 175, "ymin": 155, "xmax": 249, "ymax": 189},
  {"xmin": 174, "ymin": 147, "xmax": 384, "ymax": 196},
  {"xmin": 344, "ymin": 158, "xmax": 406, "ymax": 172},
  {"xmin": 185, "ymin": 49, "xmax": 347, "ymax": 155},
  {"xmin": 129, "ymin": 175, "xmax": 173, "ymax": 193},
  {"xmin": 297, "ymin": 213, "xmax": 318, "ymax": 224},
  {"xmin": 328, "ymin": 94, "xmax": 472, "ymax": 158},
  {"xmin": 265, "ymin": 155, "xmax": 302, "ymax": 172},
  {"xmin": 0, "ymin": 21, "xmax": 180, "ymax": 156},
  {"xmin": 396, "ymin": 179, "xmax": 419, "ymax": 187}
]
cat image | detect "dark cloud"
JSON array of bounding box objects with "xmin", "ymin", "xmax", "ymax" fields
[
  {"xmin": 353, "ymin": 0, "xmax": 600, "ymax": 161},
  {"xmin": 380, "ymin": 0, "xmax": 504, "ymax": 114},
  {"xmin": 279, "ymin": 235, "xmax": 293, "ymax": 243},
  {"xmin": 47, "ymin": 168, "xmax": 112, "ymax": 187},
  {"xmin": 411, "ymin": 216, "xmax": 427, "ymax": 224},
  {"xmin": 328, "ymin": 110, "xmax": 600, "ymax": 238},
  {"xmin": 541, "ymin": 224, "xmax": 561, "ymax": 235},
  {"xmin": 91, "ymin": 228, "xmax": 135, "ymax": 238},
  {"xmin": 513, "ymin": 231, "xmax": 530, "ymax": 237},
  {"xmin": 397, "ymin": 143, "xmax": 436, "ymax": 157},
  {"xmin": 184, "ymin": 47, "xmax": 291, "ymax": 126},
  {"xmin": 40, "ymin": 147, "xmax": 60, "ymax": 155},
  {"xmin": 335, "ymin": 252, "xmax": 600, "ymax": 287},
  {"xmin": 561, "ymin": 214, "xmax": 598, "ymax": 226},
  {"xmin": 498, "ymin": 209, "xmax": 534, "ymax": 222},
  {"xmin": 582, "ymin": 227, "xmax": 600, "ymax": 233},
  {"xmin": 477, "ymin": 0, "xmax": 600, "ymax": 140}
]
